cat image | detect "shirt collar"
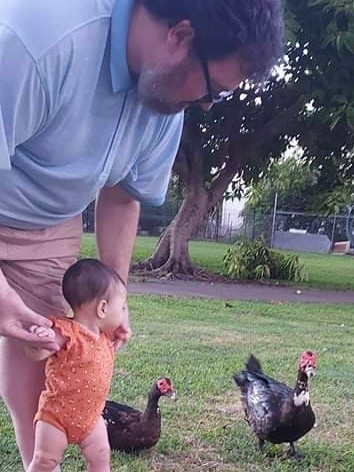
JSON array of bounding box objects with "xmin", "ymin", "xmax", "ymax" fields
[{"xmin": 110, "ymin": 0, "xmax": 136, "ymax": 92}]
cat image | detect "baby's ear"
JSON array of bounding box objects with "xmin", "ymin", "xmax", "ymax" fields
[{"xmin": 97, "ymin": 299, "xmax": 108, "ymax": 319}]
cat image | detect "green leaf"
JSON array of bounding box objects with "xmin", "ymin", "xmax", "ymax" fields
[
  {"xmin": 330, "ymin": 113, "xmax": 343, "ymax": 131},
  {"xmin": 336, "ymin": 33, "xmax": 344, "ymax": 52},
  {"xmin": 332, "ymin": 95, "xmax": 349, "ymax": 105},
  {"xmin": 308, "ymin": 0, "xmax": 328, "ymax": 7},
  {"xmin": 342, "ymin": 33, "xmax": 354, "ymax": 54},
  {"xmin": 346, "ymin": 105, "xmax": 354, "ymax": 131}
]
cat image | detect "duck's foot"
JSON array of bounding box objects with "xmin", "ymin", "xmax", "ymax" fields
[
  {"xmin": 243, "ymin": 409, "xmax": 250, "ymax": 424},
  {"xmin": 284, "ymin": 443, "xmax": 304, "ymax": 461},
  {"xmin": 258, "ymin": 439, "xmax": 265, "ymax": 453}
]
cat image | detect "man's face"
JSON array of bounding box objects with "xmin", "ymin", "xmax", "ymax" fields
[{"xmin": 137, "ymin": 52, "xmax": 245, "ymax": 115}]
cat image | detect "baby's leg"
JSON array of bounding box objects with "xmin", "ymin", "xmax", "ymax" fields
[
  {"xmin": 27, "ymin": 421, "xmax": 67, "ymax": 472},
  {"xmin": 79, "ymin": 416, "xmax": 111, "ymax": 472}
]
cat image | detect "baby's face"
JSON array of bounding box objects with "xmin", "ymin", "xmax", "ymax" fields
[{"xmin": 102, "ymin": 283, "xmax": 127, "ymax": 332}]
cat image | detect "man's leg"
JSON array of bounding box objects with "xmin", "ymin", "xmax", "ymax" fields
[
  {"xmin": 79, "ymin": 416, "xmax": 111, "ymax": 472},
  {"xmin": 0, "ymin": 216, "xmax": 82, "ymax": 469},
  {"xmin": 0, "ymin": 337, "xmax": 47, "ymax": 468}
]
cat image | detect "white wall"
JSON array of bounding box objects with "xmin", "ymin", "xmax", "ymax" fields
[{"xmin": 221, "ymin": 198, "xmax": 245, "ymax": 230}]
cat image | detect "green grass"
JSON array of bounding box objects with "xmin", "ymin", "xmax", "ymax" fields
[
  {"xmin": 1, "ymin": 297, "xmax": 354, "ymax": 471},
  {"xmin": 284, "ymin": 251, "xmax": 354, "ymax": 291},
  {"xmin": 81, "ymin": 234, "xmax": 354, "ymax": 291}
]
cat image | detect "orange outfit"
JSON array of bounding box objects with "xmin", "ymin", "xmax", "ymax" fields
[{"xmin": 35, "ymin": 317, "xmax": 114, "ymax": 444}]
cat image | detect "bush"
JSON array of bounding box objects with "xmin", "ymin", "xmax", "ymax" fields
[{"xmin": 223, "ymin": 238, "xmax": 308, "ymax": 283}]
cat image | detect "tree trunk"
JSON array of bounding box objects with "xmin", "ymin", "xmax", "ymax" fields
[
  {"xmin": 135, "ymin": 187, "xmax": 209, "ymax": 277},
  {"xmin": 133, "ymin": 98, "xmax": 305, "ymax": 279}
]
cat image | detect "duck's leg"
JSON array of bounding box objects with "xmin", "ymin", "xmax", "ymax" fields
[
  {"xmin": 240, "ymin": 398, "xmax": 249, "ymax": 424},
  {"xmin": 258, "ymin": 438, "xmax": 265, "ymax": 452},
  {"xmin": 286, "ymin": 442, "xmax": 304, "ymax": 460},
  {"xmin": 288, "ymin": 443, "xmax": 296, "ymax": 457},
  {"xmin": 244, "ymin": 411, "xmax": 250, "ymax": 424}
]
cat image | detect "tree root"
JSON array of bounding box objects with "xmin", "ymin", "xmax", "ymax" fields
[{"xmin": 131, "ymin": 259, "xmax": 215, "ymax": 281}]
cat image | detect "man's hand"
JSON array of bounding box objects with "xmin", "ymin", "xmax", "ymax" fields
[{"xmin": 0, "ymin": 286, "xmax": 60, "ymax": 350}]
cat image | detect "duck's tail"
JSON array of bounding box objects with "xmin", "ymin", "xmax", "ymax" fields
[{"xmin": 246, "ymin": 354, "xmax": 263, "ymax": 373}]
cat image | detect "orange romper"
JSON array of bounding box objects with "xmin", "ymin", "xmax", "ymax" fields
[{"xmin": 35, "ymin": 317, "xmax": 114, "ymax": 444}]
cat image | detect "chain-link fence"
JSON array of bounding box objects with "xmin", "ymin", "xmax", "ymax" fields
[
  {"xmin": 238, "ymin": 211, "xmax": 354, "ymax": 253},
  {"xmin": 83, "ymin": 200, "xmax": 179, "ymax": 236},
  {"xmin": 83, "ymin": 201, "xmax": 354, "ymax": 253}
]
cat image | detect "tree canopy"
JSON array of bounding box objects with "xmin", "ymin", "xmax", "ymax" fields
[
  {"xmin": 136, "ymin": 0, "xmax": 354, "ymax": 277},
  {"xmin": 244, "ymin": 156, "xmax": 319, "ymax": 215}
]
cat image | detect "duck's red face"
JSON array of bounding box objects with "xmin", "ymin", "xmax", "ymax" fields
[
  {"xmin": 156, "ymin": 378, "xmax": 176, "ymax": 398},
  {"xmin": 299, "ymin": 351, "xmax": 317, "ymax": 378}
]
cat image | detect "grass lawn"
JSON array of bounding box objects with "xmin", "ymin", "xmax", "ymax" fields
[
  {"xmin": 1, "ymin": 297, "xmax": 354, "ymax": 471},
  {"xmin": 81, "ymin": 234, "xmax": 354, "ymax": 291}
]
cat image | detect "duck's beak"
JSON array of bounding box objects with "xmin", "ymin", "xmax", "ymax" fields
[
  {"xmin": 168, "ymin": 389, "xmax": 177, "ymax": 401},
  {"xmin": 305, "ymin": 366, "xmax": 316, "ymax": 379}
]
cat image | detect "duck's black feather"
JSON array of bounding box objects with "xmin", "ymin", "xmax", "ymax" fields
[{"xmin": 233, "ymin": 354, "xmax": 316, "ymax": 453}]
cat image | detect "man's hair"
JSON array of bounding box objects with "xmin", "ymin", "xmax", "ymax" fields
[
  {"xmin": 139, "ymin": 0, "xmax": 284, "ymax": 79},
  {"xmin": 62, "ymin": 258, "xmax": 125, "ymax": 311}
]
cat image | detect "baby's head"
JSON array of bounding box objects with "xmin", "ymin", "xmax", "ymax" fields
[{"xmin": 62, "ymin": 258, "xmax": 127, "ymax": 332}]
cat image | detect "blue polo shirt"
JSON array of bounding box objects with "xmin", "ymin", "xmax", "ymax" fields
[{"xmin": 0, "ymin": 0, "xmax": 184, "ymax": 229}]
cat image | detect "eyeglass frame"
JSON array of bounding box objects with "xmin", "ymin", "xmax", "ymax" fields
[{"xmin": 190, "ymin": 50, "xmax": 234, "ymax": 105}]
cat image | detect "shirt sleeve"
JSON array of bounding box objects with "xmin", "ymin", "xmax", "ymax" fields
[
  {"xmin": 49, "ymin": 316, "xmax": 75, "ymax": 354},
  {"xmin": 0, "ymin": 24, "xmax": 47, "ymax": 170},
  {"xmin": 118, "ymin": 112, "xmax": 184, "ymax": 206}
]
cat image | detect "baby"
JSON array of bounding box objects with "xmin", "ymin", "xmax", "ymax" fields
[{"xmin": 25, "ymin": 258, "xmax": 128, "ymax": 472}]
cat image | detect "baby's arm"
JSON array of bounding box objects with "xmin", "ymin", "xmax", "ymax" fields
[{"xmin": 24, "ymin": 325, "xmax": 66, "ymax": 361}]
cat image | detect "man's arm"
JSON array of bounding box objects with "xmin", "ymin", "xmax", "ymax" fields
[
  {"xmin": 95, "ymin": 186, "xmax": 139, "ymax": 348},
  {"xmin": 95, "ymin": 186, "xmax": 140, "ymax": 284}
]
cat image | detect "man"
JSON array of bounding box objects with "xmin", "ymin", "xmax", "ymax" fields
[{"xmin": 0, "ymin": 0, "xmax": 283, "ymax": 468}]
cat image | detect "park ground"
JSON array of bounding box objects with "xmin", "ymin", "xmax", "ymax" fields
[{"xmin": 1, "ymin": 236, "xmax": 354, "ymax": 471}]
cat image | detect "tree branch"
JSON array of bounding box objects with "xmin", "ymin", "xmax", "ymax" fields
[{"xmin": 209, "ymin": 96, "xmax": 307, "ymax": 206}]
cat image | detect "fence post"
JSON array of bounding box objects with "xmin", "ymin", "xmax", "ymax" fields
[
  {"xmin": 252, "ymin": 211, "xmax": 256, "ymax": 241},
  {"xmin": 270, "ymin": 192, "xmax": 278, "ymax": 248},
  {"xmin": 216, "ymin": 206, "xmax": 220, "ymax": 242},
  {"xmin": 330, "ymin": 213, "xmax": 337, "ymax": 252},
  {"xmin": 346, "ymin": 205, "xmax": 354, "ymax": 248}
]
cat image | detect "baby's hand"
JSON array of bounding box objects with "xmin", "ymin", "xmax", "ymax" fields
[
  {"xmin": 29, "ymin": 324, "xmax": 56, "ymax": 339},
  {"xmin": 25, "ymin": 325, "xmax": 59, "ymax": 361}
]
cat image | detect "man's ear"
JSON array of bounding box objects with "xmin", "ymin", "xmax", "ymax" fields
[
  {"xmin": 97, "ymin": 299, "xmax": 108, "ymax": 319},
  {"xmin": 166, "ymin": 20, "xmax": 195, "ymax": 57}
]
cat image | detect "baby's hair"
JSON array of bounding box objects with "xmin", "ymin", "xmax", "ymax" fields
[{"xmin": 62, "ymin": 258, "xmax": 125, "ymax": 311}]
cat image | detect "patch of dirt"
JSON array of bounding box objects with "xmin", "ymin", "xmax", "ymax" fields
[
  {"xmin": 128, "ymin": 276, "xmax": 354, "ymax": 304},
  {"xmin": 311, "ymin": 402, "xmax": 354, "ymax": 445},
  {"xmin": 207, "ymin": 391, "xmax": 244, "ymax": 419},
  {"xmin": 149, "ymin": 439, "xmax": 243, "ymax": 472},
  {"xmin": 113, "ymin": 367, "xmax": 130, "ymax": 378}
]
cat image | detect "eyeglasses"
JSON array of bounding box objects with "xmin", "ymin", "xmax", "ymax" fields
[{"xmin": 192, "ymin": 54, "xmax": 234, "ymax": 105}]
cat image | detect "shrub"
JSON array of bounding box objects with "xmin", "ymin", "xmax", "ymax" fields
[{"xmin": 223, "ymin": 238, "xmax": 308, "ymax": 283}]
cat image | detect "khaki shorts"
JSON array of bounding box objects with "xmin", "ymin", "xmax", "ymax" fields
[{"xmin": 0, "ymin": 216, "xmax": 82, "ymax": 316}]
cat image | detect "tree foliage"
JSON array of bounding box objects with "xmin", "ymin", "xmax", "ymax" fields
[
  {"xmin": 244, "ymin": 156, "xmax": 319, "ymax": 214},
  {"xmin": 284, "ymin": 0, "xmax": 354, "ymax": 193},
  {"xmin": 137, "ymin": 0, "xmax": 354, "ymax": 277},
  {"xmin": 183, "ymin": 0, "xmax": 354, "ymax": 198},
  {"xmin": 223, "ymin": 238, "xmax": 308, "ymax": 282}
]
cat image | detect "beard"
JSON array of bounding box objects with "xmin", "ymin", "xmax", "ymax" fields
[{"xmin": 136, "ymin": 61, "xmax": 189, "ymax": 115}]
